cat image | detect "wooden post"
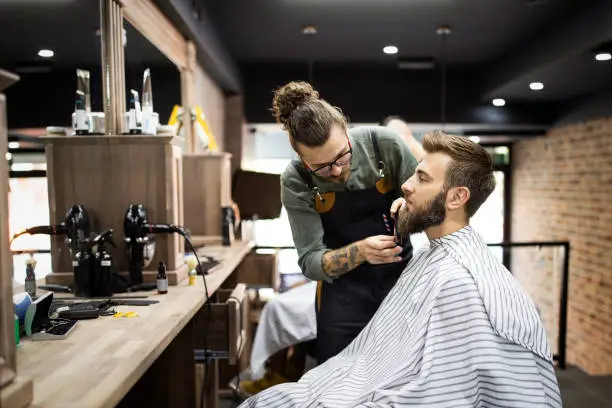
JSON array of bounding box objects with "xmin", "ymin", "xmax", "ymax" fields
[
  {"xmin": 100, "ymin": 0, "xmax": 126, "ymax": 135},
  {"xmin": 0, "ymin": 69, "xmax": 33, "ymax": 408},
  {"xmin": 181, "ymin": 42, "xmax": 197, "ymax": 153}
]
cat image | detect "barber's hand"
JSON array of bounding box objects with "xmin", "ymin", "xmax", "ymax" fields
[
  {"xmin": 360, "ymin": 235, "xmax": 403, "ymax": 265},
  {"xmin": 390, "ymin": 198, "xmax": 406, "ymax": 220}
]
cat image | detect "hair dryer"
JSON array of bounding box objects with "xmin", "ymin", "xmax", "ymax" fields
[
  {"xmin": 11, "ymin": 205, "xmax": 91, "ymax": 254},
  {"xmin": 123, "ymin": 204, "xmax": 190, "ymax": 284}
]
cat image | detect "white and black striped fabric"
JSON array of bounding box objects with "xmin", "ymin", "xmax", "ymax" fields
[{"xmin": 239, "ymin": 226, "xmax": 561, "ymax": 408}]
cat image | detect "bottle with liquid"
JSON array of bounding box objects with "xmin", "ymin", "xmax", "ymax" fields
[
  {"xmin": 157, "ymin": 261, "xmax": 168, "ymax": 294},
  {"xmin": 188, "ymin": 268, "xmax": 197, "ymax": 286},
  {"xmin": 14, "ymin": 314, "xmax": 20, "ymax": 347},
  {"xmin": 24, "ymin": 257, "xmax": 37, "ymax": 299}
]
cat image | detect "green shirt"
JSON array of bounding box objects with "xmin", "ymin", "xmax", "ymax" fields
[{"xmin": 281, "ymin": 125, "xmax": 419, "ymax": 283}]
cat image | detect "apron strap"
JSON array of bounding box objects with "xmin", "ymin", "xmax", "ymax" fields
[
  {"xmin": 371, "ymin": 131, "xmax": 386, "ymax": 178},
  {"xmin": 291, "ymin": 159, "xmax": 326, "ymax": 202}
]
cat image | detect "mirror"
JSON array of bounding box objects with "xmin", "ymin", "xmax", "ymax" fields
[{"xmin": 123, "ymin": 18, "xmax": 181, "ymax": 133}]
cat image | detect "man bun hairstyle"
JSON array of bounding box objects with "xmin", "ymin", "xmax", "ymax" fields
[
  {"xmin": 271, "ymin": 81, "xmax": 347, "ymax": 149},
  {"xmin": 422, "ymin": 130, "xmax": 496, "ymax": 218}
]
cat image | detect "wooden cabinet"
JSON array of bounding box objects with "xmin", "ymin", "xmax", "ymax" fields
[
  {"xmin": 182, "ymin": 153, "xmax": 232, "ymax": 240},
  {"xmin": 43, "ymin": 135, "xmax": 188, "ymax": 285}
]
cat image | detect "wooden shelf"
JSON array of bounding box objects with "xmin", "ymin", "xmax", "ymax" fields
[{"xmin": 41, "ymin": 135, "xmax": 184, "ymax": 145}]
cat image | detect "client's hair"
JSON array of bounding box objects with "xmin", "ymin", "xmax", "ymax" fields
[{"xmin": 422, "ymin": 130, "xmax": 495, "ymax": 218}]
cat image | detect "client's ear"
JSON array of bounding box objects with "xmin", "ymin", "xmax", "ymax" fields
[{"xmin": 447, "ymin": 186, "xmax": 470, "ymax": 211}]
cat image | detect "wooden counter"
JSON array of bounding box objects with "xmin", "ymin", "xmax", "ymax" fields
[{"xmin": 16, "ymin": 240, "xmax": 253, "ymax": 408}]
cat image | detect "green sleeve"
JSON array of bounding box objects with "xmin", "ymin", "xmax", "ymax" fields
[
  {"xmin": 281, "ymin": 170, "xmax": 334, "ymax": 283},
  {"xmin": 373, "ymin": 126, "xmax": 419, "ymax": 195}
]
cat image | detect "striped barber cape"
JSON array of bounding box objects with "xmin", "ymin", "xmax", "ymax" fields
[{"xmin": 240, "ymin": 226, "xmax": 562, "ymax": 408}]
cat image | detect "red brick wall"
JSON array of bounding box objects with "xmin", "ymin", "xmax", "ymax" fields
[{"xmin": 511, "ymin": 117, "xmax": 612, "ymax": 375}]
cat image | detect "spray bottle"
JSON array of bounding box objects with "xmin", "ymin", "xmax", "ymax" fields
[{"xmin": 91, "ymin": 229, "xmax": 116, "ymax": 297}]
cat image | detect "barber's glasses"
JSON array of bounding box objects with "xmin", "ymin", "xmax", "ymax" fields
[{"xmin": 308, "ymin": 141, "xmax": 353, "ymax": 176}]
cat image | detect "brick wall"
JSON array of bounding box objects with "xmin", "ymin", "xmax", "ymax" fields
[{"xmin": 511, "ymin": 117, "xmax": 612, "ymax": 375}]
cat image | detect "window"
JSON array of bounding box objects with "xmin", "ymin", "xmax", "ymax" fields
[{"xmin": 8, "ymin": 177, "xmax": 52, "ymax": 284}]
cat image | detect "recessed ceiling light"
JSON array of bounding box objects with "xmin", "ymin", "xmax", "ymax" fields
[
  {"xmin": 8, "ymin": 142, "xmax": 19, "ymax": 149},
  {"xmin": 492, "ymin": 98, "xmax": 506, "ymax": 107},
  {"xmin": 383, "ymin": 45, "xmax": 399, "ymax": 55},
  {"xmin": 595, "ymin": 52, "xmax": 611, "ymax": 61},
  {"xmin": 529, "ymin": 82, "xmax": 544, "ymax": 91},
  {"xmin": 5, "ymin": 152, "xmax": 12, "ymax": 161},
  {"xmin": 38, "ymin": 49, "xmax": 54, "ymax": 58},
  {"xmin": 468, "ymin": 136, "xmax": 481, "ymax": 144},
  {"xmin": 302, "ymin": 25, "xmax": 317, "ymax": 35}
]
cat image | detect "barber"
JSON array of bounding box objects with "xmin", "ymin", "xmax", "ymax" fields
[{"xmin": 274, "ymin": 81, "xmax": 419, "ymax": 364}]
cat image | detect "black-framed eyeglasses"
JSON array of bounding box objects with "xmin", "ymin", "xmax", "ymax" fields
[{"xmin": 308, "ymin": 145, "xmax": 353, "ymax": 176}]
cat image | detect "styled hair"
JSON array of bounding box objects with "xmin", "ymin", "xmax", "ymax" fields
[
  {"xmin": 422, "ymin": 130, "xmax": 495, "ymax": 218},
  {"xmin": 271, "ymin": 81, "xmax": 347, "ymax": 150}
]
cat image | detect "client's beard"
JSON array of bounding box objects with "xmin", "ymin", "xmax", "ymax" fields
[{"xmin": 397, "ymin": 191, "xmax": 447, "ymax": 238}]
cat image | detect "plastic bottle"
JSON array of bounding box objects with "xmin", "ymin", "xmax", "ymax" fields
[
  {"xmin": 24, "ymin": 256, "xmax": 37, "ymax": 299},
  {"xmin": 188, "ymin": 268, "xmax": 197, "ymax": 286},
  {"xmin": 157, "ymin": 261, "xmax": 168, "ymax": 294},
  {"xmin": 14, "ymin": 314, "xmax": 20, "ymax": 347}
]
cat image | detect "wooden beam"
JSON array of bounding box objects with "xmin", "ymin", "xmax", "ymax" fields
[
  {"xmin": 123, "ymin": 0, "xmax": 188, "ymax": 70},
  {"xmin": 180, "ymin": 42, "xmax": 197, "ymax": 152}
]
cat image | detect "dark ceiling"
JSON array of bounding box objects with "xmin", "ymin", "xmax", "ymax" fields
[
  {"xmin": 0, "ymin": 0, "xmax": 172, "ymax": 70},
  {"xmin": 204, "ymin": 0, "xmax": 578, "ymax": 64},
  {"xmin": 204, "ymin": 0, "xmax": 612, "ymax": 108},
  {"xmin": 1, "ymin": 0, "xmax": 612, "ymax": 132}
]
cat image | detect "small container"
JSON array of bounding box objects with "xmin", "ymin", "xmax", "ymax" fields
[
  {"xmin": 24, "ymin": 257, "xmax": 37, "ymax": 299},
  {"xmin": 14, "ymin": 314, "xmax": 20, "ymax": 347},
  {"xmin": 157, "ymin": 261, "xmax": 168, "ymax": 294},
  {"xmin": 188, "ymin": 268, "xmax": 197, "ymax": 286}
]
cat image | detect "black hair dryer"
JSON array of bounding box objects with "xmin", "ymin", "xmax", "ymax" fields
[
  {"xmin": 123, "ymin": 204, "xmax": 156, "ymax": 285},
  {"xmin": 123, "ymin": 204, "xmax": 189, "ymax": 284},
  {"xmin": 91, "ymin": 229, "xmax": 116, "ymax": 297},
  {"xmin": 10, "ymin": 204, "xmax": 91, "ymax": 254}
]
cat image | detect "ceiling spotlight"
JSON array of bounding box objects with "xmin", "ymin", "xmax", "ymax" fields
[
  {"xmin": 302, "ymin": 25, "xmax": 317, "ymax": 35},
  {"xmin": 529, "ymin": 82, "xmax": 544, "ymax": 91},
  {"xmin": 38, "ymin": 49, "xmax": 54, "ymax": 58},
  {"xmin": 595, "ymin": 52, "xmax": 611, "ymax": 61},
  {"xmin": 492, "ymin": 98, "xmax": 506, "ymax": 107},
  {"xmin": 468, "ymin": 136, "xmax": 481, "ymax": 144},
  {"xmin": 436, "ymin": 25, "xmax": 452, "ymax": 36},
  {"xmin": 383, "ymin": 45, "xmax": 399, "ymax": 55}
]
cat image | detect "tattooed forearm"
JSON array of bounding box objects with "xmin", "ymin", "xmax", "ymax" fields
[{"xmin": 322, "ymin": 242, "xmax": 364, "ymax": 278}]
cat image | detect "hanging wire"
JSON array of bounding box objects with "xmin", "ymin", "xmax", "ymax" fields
[
  {"xmin": 303, "ymin": 25, "xmax": 317, "ymax": 83},
  {"xmin": 436, "ymin": 25, "xmax": 451, "ymax": 130}
]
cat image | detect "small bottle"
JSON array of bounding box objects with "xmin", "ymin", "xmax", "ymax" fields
[
  {"xmin": 14, "ymin": 314, "xmax": 20, "ymax": 347},
  {"xmin": 24, "ymin": 256, "xmax": 37, "ymax": 299},
  {"xmin": 157, "ymin": 261, "xmax": 168, "ymax": 294},
  {"xmin": 188, "ymin": 268, "xmax": 197, "ymax": 286}
]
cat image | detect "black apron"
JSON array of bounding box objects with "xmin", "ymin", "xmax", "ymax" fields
[{"xmin": 292, "ymin": 134, "xmax": 413, "ymax": 364}]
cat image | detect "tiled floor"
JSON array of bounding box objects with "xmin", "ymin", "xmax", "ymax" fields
[{"xmin": 220, "ymin": 366, "xmax": 612, "ymax": 408}]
